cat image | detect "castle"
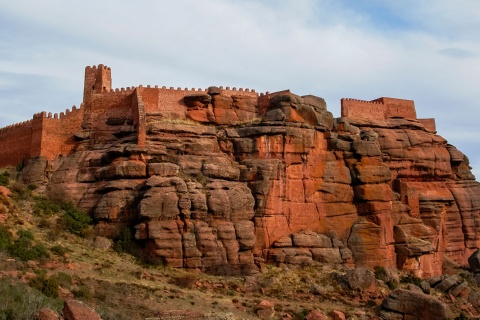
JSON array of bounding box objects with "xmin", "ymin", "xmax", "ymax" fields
[
  {"xmin": 1, "ymin": 64, "xmax": 478, "ymax": 278},
  {"xmin": 0, "ymin": 64, "xmax": 435, "ymax": 168}
]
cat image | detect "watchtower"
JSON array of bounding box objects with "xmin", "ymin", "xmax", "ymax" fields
[{"xmin": 83, "ymin": 64, "xmax": 112, "ymax": 100}]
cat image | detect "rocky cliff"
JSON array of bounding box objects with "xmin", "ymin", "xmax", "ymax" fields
[{"xmin": 10, "ymin": 66, "xmax": 480, "ymax": 277}]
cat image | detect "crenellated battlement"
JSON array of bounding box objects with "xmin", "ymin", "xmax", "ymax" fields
[
  {"xmin": 32, "ymin": 105, "xmax": 84, "ymax": 121},
  {"xmin": 0, "ymin": 102, "xmax": 85, "ymax": 167},
  {"xmin": 342, "ymin": 98, "xmax": 383, "ymax": 105},
  {"xmin": 86, "ymin": 64, "xmax": 111, "ymax": 71},
  {"xmin": 0, "ymin": 119, "xmax": 33, "ymax": 134}
]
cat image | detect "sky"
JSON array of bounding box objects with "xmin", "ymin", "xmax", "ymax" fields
[{"xmin": 0, "ymin": 0, "xmax": 479, "ymax": 175}]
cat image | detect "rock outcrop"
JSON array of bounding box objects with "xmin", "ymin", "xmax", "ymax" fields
[
  {"xmin": 3, "ymin": 65, "xmax": 480, "ymax": 276},
  {"xmin": 380, "ymin": 289, "xmax": 450, "ymax": 319}
]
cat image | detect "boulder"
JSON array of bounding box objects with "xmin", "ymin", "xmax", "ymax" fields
[
  {"xmin": 36, "ymin": 309, "xmax": 63, "ymax": 320},
  {"xmin": 292, "ymin": 231, "xmax": 332, "ymax": 248},
  {"xmin": 381, "ymin": 289, "xmax": 449, "ymax": 320},
  {"xmin": 305, "ymin": 310, "xmax": 328, "ymax": 320},
  {"xmin": 62, "ymin": 299, "xmax": 101, "ymax": 320},
  {"xmin": 255, "ymin": 300, "xmax": 275, "ymax": 319},
  {"xmin": 331, "ymin": 310, "xmax": 346, "ymax": 320},
  {"xmin": 93, "ymin": 236, "xmax": 112, "ymax": 249},
  {"xmin": 434, "ymin": 274, "xmax": 461, "ymax": 292},
  {"xmin": 342, "ymin": 267, "xmax": 377, "ymax": 293}
]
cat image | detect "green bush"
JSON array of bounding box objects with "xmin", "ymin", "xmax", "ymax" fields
[
  {"xmin": 33, "ymin": 197, "xmax": 62, "ymax": 216},
  {"xmin": 51, "ymin": 272, "xmax": 73, "ymax": 288},
  {"xmin": 386, "ymin": 279, "xmax": 398, "ymax": 290},
  {"xmin": 113, "ymin": 228, "xmax": 133, "ymax": 253},
  {"xmin": 0, "ymin": 225, "xmax": 12, "ymax": 251},
  {"xmin": 8, "ymin": 229, "xmax": 50, "ymax": 261},
  {"xmin": 50, "ymin": 245, "xmax": 72, "ymax": 256},
  {"xmin": 72, "ymin": 284, "xmax": 92, "ymax": 300},
  {"xmin": 10, "ymin": 184, "xmax": 32, "ymax": 200},
  {"xmin": 28, "ymin": 271, "xmax": 59, "ymax": 299},
  {"xmin": 374, "ymin": 266, "xmax": 388, "ymax": 281},
  {"xmin": 61, "ymin": 202, "xmax": 92, "ymax": 237},
  {"xmin": 400, "ymin": 274, "xmax": 422, "ymax": 286},
  {"xmin": 16, "ymin": 229, "xmax": 34, "ymax": 241},
  {"xmin": 0, "ymin": 171, "xmax": 9, "ymax": 186}
]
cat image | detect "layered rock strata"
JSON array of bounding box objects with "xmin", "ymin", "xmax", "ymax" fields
[{"xmin": 5, "ymin": 65, "xmax": 479, "ymax": 276}]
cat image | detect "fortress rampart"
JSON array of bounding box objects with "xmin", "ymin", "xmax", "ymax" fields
[
  {"xmin": 0, "ymin": 64, "xmax": 433, "ymax": 168},
  {"xmin": 0, "ymin": 105, "xmax": 84, "ymax": 167},
  {"xmin": 341, "ymin": 97, "xmax": 417, "ymax": 120}
]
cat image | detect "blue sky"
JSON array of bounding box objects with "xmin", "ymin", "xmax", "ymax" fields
[{"xmin": 1, "ymin": 0, "xmax": 479, "ymax": 175}]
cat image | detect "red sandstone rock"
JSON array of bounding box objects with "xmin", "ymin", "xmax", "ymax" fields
[
  {"xmin": 62, "ymin": 299, "xmax": 101, "ymax": 320},
  {"xmin": 341, "ymin": 267, "xmax": 377, "ymax": 293},
  {"xmin": 36, "ymin": 309, "xmax": 63, "ymax": 320},
  {"xmin": 0, "ymin": 186, "xmax": 11, "ymax": 196},
  {"xmin": 380, "ymin": 289, "xmax": 450, "ymax": 320},
  {"xmin": 305, "ymin": 310, "xmax": 328, "ymax": 320},
  {"xmin": 331, "ymin": 310, "xmax": 346, "ymax": 320},
  {"xmin": 255, "ymin": 300, "xmax": 275, "ymax": 319}
]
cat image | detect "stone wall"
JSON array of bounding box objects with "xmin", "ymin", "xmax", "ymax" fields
[
  {"xmin": 0, "ymin": 119, "xmax": 34, "ymax": 168},
  {"xmin": 0, "ymin": 105, "xmax": 84, "ymax": 168},
  {"xmin": 341, "ymin": 97, "xmax": 417, "ymax": 121}
]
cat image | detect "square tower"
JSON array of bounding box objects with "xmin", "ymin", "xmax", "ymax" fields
[{"xmin": 83, "ymin": 64, "xmax": 112, "ymax": 100}]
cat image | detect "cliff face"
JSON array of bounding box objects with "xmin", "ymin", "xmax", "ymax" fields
[{"xmin": 13, "ymin": 67, "xmax": 480, "ymax": 277}]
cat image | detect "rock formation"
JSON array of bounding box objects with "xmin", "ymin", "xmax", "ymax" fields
[{"xmin": 1, "ymin": 64, "xmax": 479, "ymax": 276}]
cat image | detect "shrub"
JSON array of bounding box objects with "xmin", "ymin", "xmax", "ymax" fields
[
  {"xmin": 0, "ymin": 225, "xmax": 12, "ymax": 251},
  {"xmin": 374, "ymin": 266, "xmax": 388, "ymax": 281},
  {"xmin": 28, "ymin": 271, "xmax": 59, "ymax": 298},
  {"xmin": 50, "ymin": 245, "xmax": 72, "ymax": 257},
  {"xmin": 8, "ymin": 229, "xmax": 50, "ymax": 261},
  {"xmin": 61, "ymin": 202, "xmax": 92, "ymax": 237},
  {"xmin": 33, "ymin": 197, "xmax": 62, "ymax": 216},
  {"xmin": 51, "ymin": 272, "xmax": 73, "ymax": 288},
  {"xmin": 10, "ymin": 184, "xmax": 32, "ymax": 200},
  {"xmin": 400, "ymin": 274, "xmax": 422, "ymax": 286},
  {"xmin": 170, "ymin": 274, "xmax": 198, "ymax": 289},
  {"xmin": 17, "ymin": 229, "xmax": 34, "ymax": 240},
  {"xmin": 386, "ymin": 279, "xmax": 399, "ymax": 290},
  {"xmin": 0, "ymin": 171, "xmax": 9, "ymax": 186},
  {"xmin": 113, "ymin": 228, "xmax": 133, "ymax": 253},
  {"xmin": 72, "ymin": 284, "xmax": 92, "ymax": 300}
]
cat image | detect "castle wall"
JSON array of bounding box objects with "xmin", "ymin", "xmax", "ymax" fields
[
  {"xmin": 37, "ymin": 106, "xmax": 85, "ymax": 159},
  {"xmin": 0, "ymin": 120, "xmax": 34, "ymax": 167},
  {"xmin": 418, "ymin": 118, "xmax": 436, "ymax": 133},
  {"xmin": 138, "ymin": 85, "xmax": 258, "ymax": 123},
  {"xmin": 82, "ymin": 89, "xmax": 134, "ymax": 137},
  {"xmin": 341, "ymin": 97, "xmax": 417, "ymax": 121},
  {"xmin": 140, "ymin": 86, "xmax": 205, "ymax": 121},
  {"xmin": 341, "ymin": 98, "xmax": 385, "ymax": 120},
  {"xmin": 377, "ymin": 97, "xmax": 416, "ymax": 119}
]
